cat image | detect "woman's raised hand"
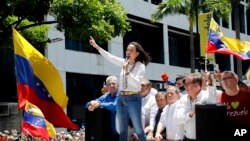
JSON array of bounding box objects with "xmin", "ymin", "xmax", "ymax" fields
[{"xmin": 89, "ymin": 36, "xmax": 99, "ymax": 50}]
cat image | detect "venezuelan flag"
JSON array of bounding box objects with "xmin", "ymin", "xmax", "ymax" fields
[
  {"xmin": 13, "ymin": 28, "xmax": 68, "ymax": 109},
  {"xmin": 206, "ymin": 18, "xmax": 250, "ymax": 60},
  {"xmin": 13, "ymin": 28, "xmax": 78, "ymax": 130},
  {"xmin": 22, "ymin": 101, "xmax": 56, "ymax": 141}
]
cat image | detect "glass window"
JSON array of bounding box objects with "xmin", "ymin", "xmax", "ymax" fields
[
  {"xmin": 151, "ymin": 0, "xmax": 162, "ymax": 5},
  {"xmin": 168, "ymin": 26, "xmax": 199, "ymax": 68},
  {"xmin": 0, "ymin": 48, "xmax": 17, "ymax": 102},
  {"xmin": 232, "ymin": 8, "xmax": 235, "ymax": 31},
  {"xmin": 215, "ymin": 54, "xmax": 231, "ymax": 71},
  {"xmin": 214, "ymin": 15, "xmax": 220, "ymax": 25},
  {"xmin": 222, "ymin": 18, "xmax": 229, "ymax": 28},
  {"xmin": 232, "ymin": 3, "xmax": 246, "ymax": 33},
  {"xmin": 65, "ymin": 34, "xmax": 108, "ymax": 54},
  {"xmin": 123, "ymin": 15, "xmax": 164, "ymax": 64},
  {"xmin": 247, "ymin": 8, "xmax": 250, "ymax": 35},
  {"xmin": 240, "ymin": 4, "xmax": 246, "ymax": 33}
]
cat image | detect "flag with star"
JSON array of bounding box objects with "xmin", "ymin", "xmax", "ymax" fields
[
  {"xmin": 22, "ymin": 101, "xmax": 56, "ymax": 141},
  {"xmin": 206, "ymin": 18, "xmax": 250, "ymax": 60},
  {"xmin": 13, "ymin": 28, "xmax": 79, "ymax": 129}
]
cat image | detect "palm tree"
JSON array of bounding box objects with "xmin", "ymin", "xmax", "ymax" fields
[{"xmin": 151, "ymin": 0, "xmax": 232, "ymax": 73}]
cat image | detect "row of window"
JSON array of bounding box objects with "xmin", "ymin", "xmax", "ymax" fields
[{"xmin": 65, "ymin": 7, "xmax": 250, "ymax": 73}]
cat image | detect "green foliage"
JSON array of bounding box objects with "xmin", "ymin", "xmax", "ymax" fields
[
  {"xmin": 0, "ymin": 15, "xmax": 49, "ymax": 48},
  {"xmin": 0, "ymin": 0, "xmax": 52, "ymax": 48},
  {"xmin": 151, "ymin": 0, "xmax": 190, "ymax": 22},
  {"xmin": 50, "ymin": 0, "xmax": 131, "ymax": 44},
  {"xmin": 18, "ymin": 20, "xmax": 49, "ymax": 48},
  {"xmin": 0, "ymin": 0, "xmax": 52, "ymax": 22},
  {"xmin": 1, "ymin": 0, "xmax": 130, "ymax": 48},
  {"xmin": 200, "ymin": 0, "xmax": 232, "ymax": 21},
  {"xmin": 151, "ymin": 0, "xmax": 232, "ymax": 23}
]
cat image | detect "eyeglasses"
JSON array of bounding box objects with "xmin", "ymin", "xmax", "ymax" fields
[
  {"xmin": 184, "ymin": 82, "xmax": 194, "ymax": 86},
  {"xmin": 141, "ymin": 84, "xmax": 147, "ymax": 87},
  {"xmin": 221, "ymin": 77, "xmax": 234, "ymax": 81}
]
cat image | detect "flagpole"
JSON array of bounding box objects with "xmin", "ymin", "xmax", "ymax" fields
[
  {"xmin": 205, "ymin": 53, "xmax": 208, "ymax": 72},
  {"xmin": 205, "ymin": 17, "xmax": 212, "ymax": 73}
]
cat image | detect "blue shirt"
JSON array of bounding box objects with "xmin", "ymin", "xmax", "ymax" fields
[{"xmin": 86, "ymin": 91, "xmax": 119, "ymax": 135}]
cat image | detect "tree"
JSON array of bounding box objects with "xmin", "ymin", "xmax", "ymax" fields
[
  {"xmin": 0, "ymin": 0, "xmax": 131, "ymax": 102},
  {"xmin": 0, "ymin": 0, "xmax": 130, "ymax": 48},
  {"xmin": 50, "ymin": 0, "xmax": 131, "ymax": 45},
  {"xmin": 0, "ymin": 0, "xmax": 53, "ymax": 48},
  {"xmin": 151, "ymin": 0, "xmax": 232, "ymax": 73}
]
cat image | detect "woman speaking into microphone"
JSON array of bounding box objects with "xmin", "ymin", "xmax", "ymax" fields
[{"xmin": 89, "ymin": 36, "xmax": 151, "ymax": 141}]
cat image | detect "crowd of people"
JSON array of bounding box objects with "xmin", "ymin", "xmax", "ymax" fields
[
  {"xmin": 0, "ymin": 129, "xmax": 85, "ymax": 141},
  {"xmin": 0, "ymin": 129, "xmax": 19, "ymax": 141},
  {"xmin": 87, "ymin": 36, "xmax": 250, "ymax": 141},
  {"xmin": 86, "ymin": 71, "xmax": 250, "ymax": 141},
  {"xmin": 3, "ymin": 37, "xmax": 249, "ymax": 141}
]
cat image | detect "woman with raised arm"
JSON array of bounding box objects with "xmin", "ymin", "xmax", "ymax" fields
[{"xmin": 89, "ymin": 36, "xmax": 151, "ymax": 141}]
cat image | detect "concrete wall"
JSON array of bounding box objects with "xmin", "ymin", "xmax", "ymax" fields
[{"xmin": 0, "ymin": 103, "xmax": 22, "ymax": 131}]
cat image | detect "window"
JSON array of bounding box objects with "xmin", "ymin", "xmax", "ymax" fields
[
  {"xmin": 0, "ymin": 48, "xmax": 17, "ymax": 102},
  {"xmin": 214, "ymin": 15, "xmax": 220, "ymax": 25},
  {"xmin": 215, "ymin": 54, "xmax": 231, "ymax": 71},
  {"xmin": 232, "ymin": 2, "xmax": 246, "ymax": 33},
  {"xmin": 247, "ymin": 8, "xmax": 250, "ymax": 35},
  {"xmin": 168, "ymin": 26, "xmax": 199, "ymax": 68},
  {"xmin": 240, "ymin": 4, "xmax": 246, "ymax": 33},
  {"xmin": 151, "ymin": 0, "xmax": 162, "ymax": 5},
  {"xmin": 123, "ymin": 15, "xmax": 164, "ymax": 64},
  {"xmin": 65, "ymin": 34, "xmax": 108, "ymax": 53},
  {"xmin": 222, "ymin": 18, "xmax": 229, "ymax": 28}
]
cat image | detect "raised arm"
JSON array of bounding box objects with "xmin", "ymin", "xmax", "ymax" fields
[{"xmin": 89, "ymin": 36, "xmax": 125, "ymax": 67}]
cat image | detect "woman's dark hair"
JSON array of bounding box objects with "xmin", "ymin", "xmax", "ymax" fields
[{"xmin": 129, "ymin": 42, "xmax": 151, "ymax": 66}]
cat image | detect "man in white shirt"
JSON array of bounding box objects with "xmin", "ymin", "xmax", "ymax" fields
[
  {"xmin": 174, "ymin": 73, "xmax": 217, "ymax": 141},
  {"xmin": 155, "ymin": 86, "xmax": 184, "ymax": 141},
  {"xmin": 140, "ymin": 79, "xmax": 158, "ymax": 134}
]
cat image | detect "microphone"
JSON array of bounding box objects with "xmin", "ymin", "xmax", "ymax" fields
[{"xmin": 125, "ymin": 56, "xmax": 130, "ymax": 62}]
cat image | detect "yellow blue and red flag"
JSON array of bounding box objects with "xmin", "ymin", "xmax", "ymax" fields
[
  {"xmin": 13, "ymin": 28, "xmax": 78, "ymax": 130},
  {"xmin": 22, "ymin": 101, "xmax": 56, "ymax": 141},
  {"xmin": 206, "ymin": 18, "xmax": 250, "ymax": 60}
]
